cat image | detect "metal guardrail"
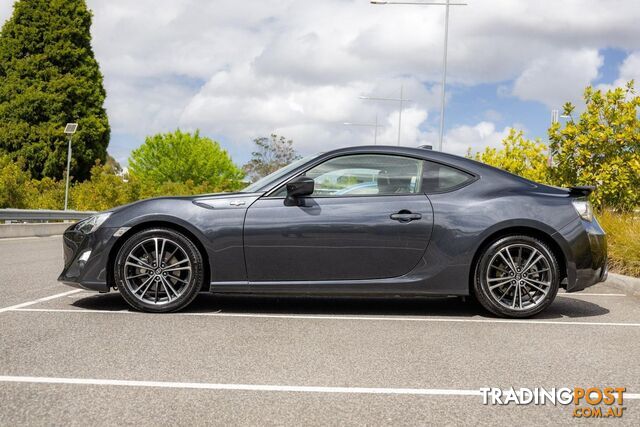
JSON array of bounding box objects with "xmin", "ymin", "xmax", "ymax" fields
[{"xmin": 0, "ymin": 209, "xmax": 96, "ymax": 222}]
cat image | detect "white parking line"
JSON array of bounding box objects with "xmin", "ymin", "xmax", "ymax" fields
[
  {"xmin": 0, "ymin": 290, "xmax": 83, "ymax": 314},
  {"xmin": 0, "ymin": 376, "xmax": 638, "ymax": 399},
  {"xmin": 558, "ymin": 293, "xmax": 626, "ymax": 297},
  {"xmin": 9, "ymin": 307, "xmax": 640, "ymax": 327}
]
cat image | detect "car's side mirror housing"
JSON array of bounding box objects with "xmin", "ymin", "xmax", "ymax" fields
[{"xmin": 285, "ymin": 176, "xmax": 314, "ymax": 206}]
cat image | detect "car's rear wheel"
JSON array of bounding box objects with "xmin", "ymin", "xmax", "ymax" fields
[
  {"xmin": 114, "ymin": 228, "xmax": 204, "ymax": 313},
  {"xmin": 473, "ymin": 235, "xmax": 559, "ymax": 318}
]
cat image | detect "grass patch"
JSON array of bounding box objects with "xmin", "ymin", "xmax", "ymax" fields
[{"xmin": 597, "ymin": 210, "xmax": 640, "ymax": 278}]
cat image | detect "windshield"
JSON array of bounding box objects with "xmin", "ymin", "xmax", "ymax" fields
[{"xmin": 242, "ymin": 154, "xmax": 318, "ymax": 193}]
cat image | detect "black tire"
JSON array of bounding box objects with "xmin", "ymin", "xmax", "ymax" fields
[
  {"xmin": 114, "ymin": 228, "xmax": 204, "ymax": 313},
  {"xmin": 473, "ymin": 235, "xmax": 559, "ymax": 318}
]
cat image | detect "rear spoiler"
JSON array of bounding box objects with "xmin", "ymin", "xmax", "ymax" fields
[{"xmin": 568, "ymin": 186, "xmax": 595, "ymax": 197}]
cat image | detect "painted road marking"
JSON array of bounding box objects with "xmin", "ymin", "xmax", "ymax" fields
[
  {"xmin": 9, "ymin": 307, "xmax": 640, "ymax": 327},
  {"xmin": 558, "ymin": 293, "xmax": 626, "ymax": 297},
  {"xmin": 0, "ymin": 290, "xmax": 82, "ymax": 314},
  {"xmin": 3, "ymin": 375, "xmax": 638, "ymax": 399}
]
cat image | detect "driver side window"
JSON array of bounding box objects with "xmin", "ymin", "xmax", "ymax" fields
[{"xmin": 274, "ymin": 154, "xmax": 423, "ymax": 197}]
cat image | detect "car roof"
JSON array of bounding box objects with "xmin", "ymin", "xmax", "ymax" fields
[
  {"xmin": 319, "ymin": 145, "xmax": 485, "ymax": 174},
  {"xmin": 318, "ymin": 145, "xmax": 567, "ymax": 193}
]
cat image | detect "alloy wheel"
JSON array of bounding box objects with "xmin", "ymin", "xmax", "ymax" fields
[
  {"xmin": 485, "ymin": 243, "xmax": 552, "ymax": 311},
  {"xmin": 123, "ymin": 237, "xmax": 192, "ymax": 306}
]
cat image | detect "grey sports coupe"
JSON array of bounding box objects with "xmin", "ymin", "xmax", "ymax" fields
[{"xmin": 59, "ymin": 145, "xmax": 607, "ymax": 317}]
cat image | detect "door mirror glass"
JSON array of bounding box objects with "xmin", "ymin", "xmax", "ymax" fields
[{"xmin": 285, "ymin": 176, "xmax": 314, "ymax": 205}]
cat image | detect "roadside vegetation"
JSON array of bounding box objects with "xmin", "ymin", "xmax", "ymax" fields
[
  {"xmin": 471, "ymin": 82, "xmax": 639, "ymax": 277},
  {"xmin": 597, "ymin": 210, "xmax": 640, "ymax": 278},
  {"xmin": 0, "ymin": 130, "xmax": 298, "ymax": 211}
]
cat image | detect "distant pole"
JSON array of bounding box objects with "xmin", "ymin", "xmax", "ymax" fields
[
  {"xmin": 371, "ymin": 0, "xmax": 467, "ymax": 151},
  {"xmin": 548, "ymin": 109, "xmax": 558, "ymax": 167},
  {"xmin": 374, "ymin": 113, "xmax": 379, "ymax": 145},
  {"xmin": 343, "ymin": 118, "xmax": 383, "ymax": 145},
  {"xmin": 359, "ymin": 87, "xmax": 410, "ymax": 145},
  {"xmin": 437, "ymin": 0, "xmax": 450, "ymax": 152},
  {"xmin": 63, "ymin": 123, "xmax": 78, "ymax": 211},
  {"xmin": 397, "ymin": 85, "xmax": 403, "ymax": 146}
]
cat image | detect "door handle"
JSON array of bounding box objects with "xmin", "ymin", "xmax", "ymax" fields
[{"xmin": 390, "ymin": 211, "xmax": 422, "ymax": 223}]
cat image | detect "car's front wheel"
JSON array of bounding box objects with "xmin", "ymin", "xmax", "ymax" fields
[
  {"xmin": 473, "ymin": 235, "xmax": 559, "ymax": 318},
  {"xmin": 114, "ymin": 228, "xmax": 204, "ymax": 313}
]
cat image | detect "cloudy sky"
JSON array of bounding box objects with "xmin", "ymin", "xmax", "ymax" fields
[{"xmin": 2, "ymin": 0, "xmax": 639, "ymax": 165}]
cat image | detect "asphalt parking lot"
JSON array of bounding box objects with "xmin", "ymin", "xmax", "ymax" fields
[{"xmin": 1, "ymin": 235, "xmax": 639, "ymax": 425}]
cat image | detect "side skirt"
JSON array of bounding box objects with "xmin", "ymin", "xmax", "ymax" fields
[{"xmin": 209, "ymin": 279, "xmax": 467, "ymax": 297}]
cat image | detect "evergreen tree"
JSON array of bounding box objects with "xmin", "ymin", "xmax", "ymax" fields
[{"xmin": 0, "ymin": 0, "xmax": 109, "ymax": 181}]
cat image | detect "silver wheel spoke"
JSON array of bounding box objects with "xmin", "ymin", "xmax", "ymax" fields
[
  {"xmin": 524, "ymin": 277, "xmax": 550, "ymax": 288},
  {"xmin": 127, "ymin": 255, "xmax": 153, "ymax": 270},
  {"xmin": 523, "ymin": 279, "xmax": 547, "ymax": 293},
  {"xmin": 486, "ymin": 243, "xmax": 553, "ymax": 311},
  {"xmin": 491, "ymin": 264, "xmax": 509, "ymax": 274},
  {"xmin": 498, "ymin": 283, "xmax": 515, "ymax": 301},
  {"xmin": 489, "ymin": 279, "xmax": 513, "ymax": 290},
  {"xmin": 133, "ymin": 275, "xmax": 154, "ymax": 294},
  {"xmin": 168, "ymin": 275, "xmax": 189, "ymax": 284},
  {"xmin": 164, "ymin": 266, "xmax": 191, "ymax": 273},
  {"xmin": 505, "ymin": 247, "xmax": 518, "ymax": 271},
  {"xmin": 161, "ymin": 276, "xmax": 179, "ymax": 299},
  {"xmin": 159, "ymin": 279, "xmax": 172, "ymax": 301},
  {"xmin": 521, "ymin": 249, "xmax": 538, "ymax": 273},
  {"xmin": 123, "ymin": 237, "xmax": 192, "ymax": 306},
  {"xmin": 140, "ymin": 281, "xmax": 154, "ymax": 299},
  {"xmin": 164, "ymin": 258, "xmax": 189, "ymax": 269},
  {"xmin": 154, "ymin": 238, "xmax": 160, "ymax": 266},
  {"xmin": 126, "ymin": 272, "xmax": 149, "ymax": 280},
  {"xmin": 522, "ymin": 254, "xmax": 543, "ymax": 274},
  {"xmin": 498, "ymin": 250, "xmax": 516, "ymax": 272},
  {"xmin": 159, "ymin": 239, "xmax": 166, "ymax": 264}
]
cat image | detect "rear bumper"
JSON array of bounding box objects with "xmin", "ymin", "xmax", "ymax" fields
[
  {"xmin": 58, "ymin": 225, "xmax": 118, "ymax": 292},
  {"xmin": 555, "ymin": 217, "xmax": 607, "ymax": 292}
]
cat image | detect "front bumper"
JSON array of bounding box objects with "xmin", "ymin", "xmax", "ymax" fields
[
  {"xmin": 556, "ymin": 216, "xmax": 608, "ymax": 292},
  {"xmin": 58, "ymin": 225, "xmax": 120, "ymax": 292}
]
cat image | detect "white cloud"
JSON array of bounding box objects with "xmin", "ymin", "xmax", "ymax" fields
[
  {"xmin": 598, "ymin": 50, "xmax": 640, "ymax": 92},
  {"xmin": 512, "ymin": 49, "xmax": 603, "ymax": 108},
  {"xmin": 617, "ymin": 51, "xmax": 640, "ymax": 83},
  {"xmin": 1, "ymin": 0, "xmax": 640, "ymax": 163},
  {"xmin": 443, "ymin": 122, "xmax": 511, "ymax": 157}
]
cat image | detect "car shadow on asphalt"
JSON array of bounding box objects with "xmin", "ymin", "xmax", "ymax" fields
[{"xmin": 70, "ymin": 292, "xmax": 610, "ymax": 320}]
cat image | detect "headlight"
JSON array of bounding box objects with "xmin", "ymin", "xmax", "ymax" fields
[
  {"xmin": 571, "ymin": 198, "xmax": 593, "ymax": 222},
  {"xmin": 75, "ymin": 212, "xmax": 112, "ymax": 234}
]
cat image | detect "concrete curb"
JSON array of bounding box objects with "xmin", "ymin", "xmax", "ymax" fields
[
  {"xmin": 0, "ymin": 223, "xmax": 69, "ymax": 239},
  {"xmin": 607, "ymin": 273, "xmax": 640, "ymax": 297}
]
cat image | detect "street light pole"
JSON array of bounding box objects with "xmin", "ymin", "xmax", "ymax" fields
[
  {"xmin": 63, "ymin": 123, "xmax": 78, "ymax": 211},
  {"xmin": 360, "ymin": 86, "xmax": 411, "ymax": 145},
  {"xmin": 397, "ymin": 85, "xmax": 403, "ymax": 145},
  {"xmin": 344, "ymin": 114, "xmax": 383, "ymax": 145},
  {"xmin": 371, "ymin": 0, "xmax": 467, "ymax": 151},
  {"xmin": 437, "ymin": 0, "xmax": 450, "ymax": 152}
]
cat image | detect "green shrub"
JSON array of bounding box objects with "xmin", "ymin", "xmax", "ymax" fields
[
  {"xmin": 597, "ymin": 210, "xmax": 640, "ymax": 277},
  {"xmin": 0, "ymin": 155, "xmax": 35, "ymax": 208},
  {"xmin": 469, "ymin": 129, "xmax": 551, "ymax": 184}
]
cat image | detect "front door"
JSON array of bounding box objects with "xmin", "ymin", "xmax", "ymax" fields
[{"xmin": 243, "ymin": 154, "xmax": 434, "ymax": 282}]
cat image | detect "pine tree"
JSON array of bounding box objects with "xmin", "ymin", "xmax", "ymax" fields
[{"xmin": 0, "ymin": 0, "xmax": 110, "ymax": 181}]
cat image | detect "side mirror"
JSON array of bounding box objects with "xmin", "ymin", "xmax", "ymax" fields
[{"xmin": 285, "ymin": 176, "xmax": 314, "ymax": 206}]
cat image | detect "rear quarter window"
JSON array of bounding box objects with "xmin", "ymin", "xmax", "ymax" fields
[{"xmin": 422, "ymin": 160, "xmax": 475, "ymax": 193}]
